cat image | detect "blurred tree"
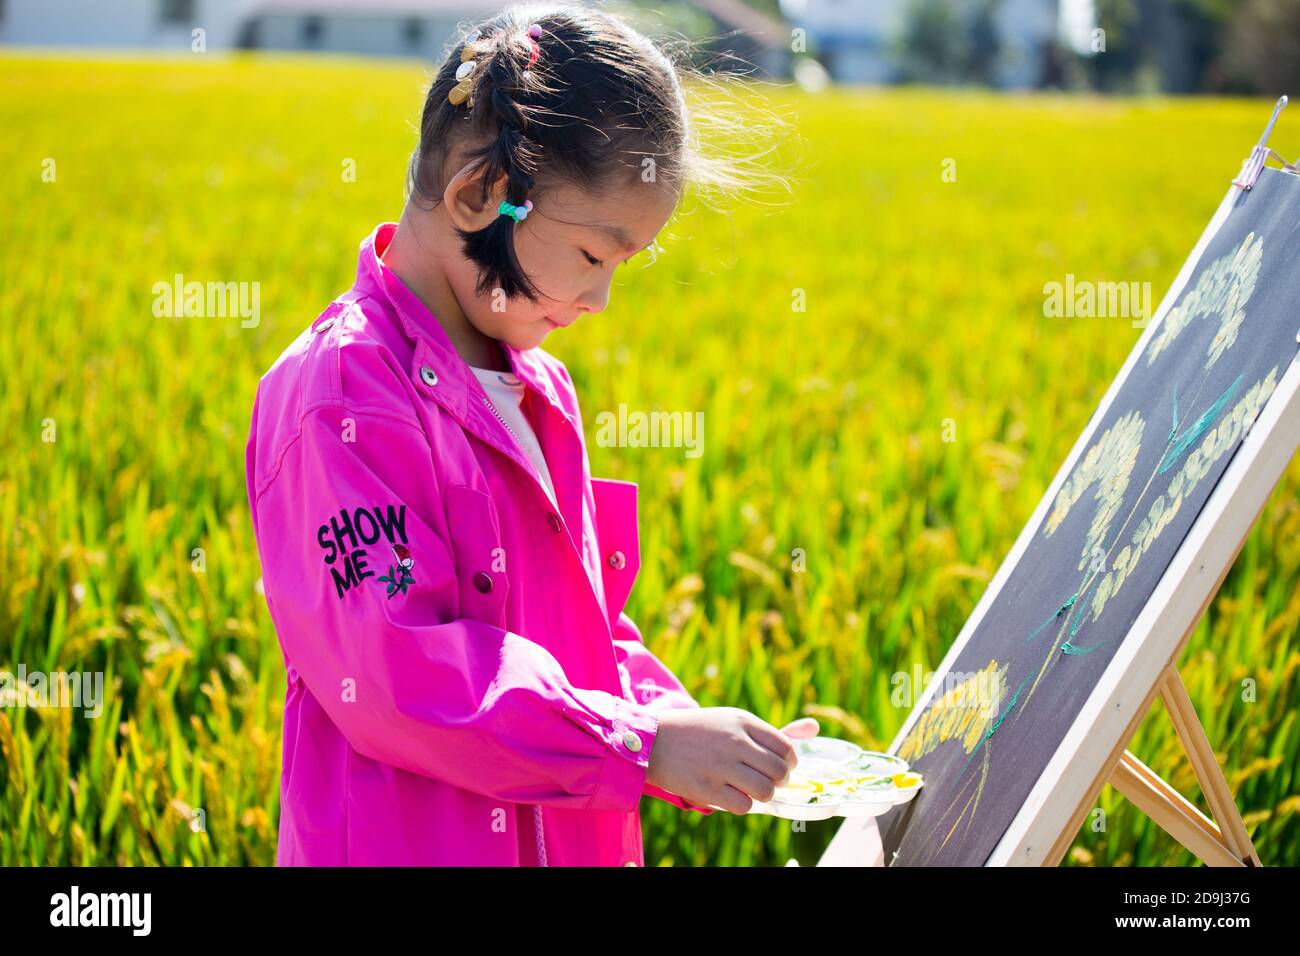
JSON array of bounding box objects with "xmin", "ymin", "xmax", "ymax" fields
[
  {"xmin": 1085, "ymin": 0, "xmax": 1148, "ymax": 91},
  {"xmin": 967, "ymin": 0, "xmax": 1003, "ymax": 86},
  {"xmin": 897, "ymin": 0, "xmax": 965, "ymax": 84},
  {"xmin": 896, "ymin": 0, "xmax": 1005, "ymax": 86},
  {"xmin": 1081, "ymin": 0, "xmax": 1242, "ymax": 93},
  {"xmin": 1224, "ymin": 0, "xmax": 1300, "ymax": 95}
]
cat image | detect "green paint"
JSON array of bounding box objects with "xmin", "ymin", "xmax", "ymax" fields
[
  {"xmin": 1158, "ymin": 373, "xmax": 1242, "ymax": 474},
  {"xmin": 1068, "ymin": 574, "xmax": 1101, "ymax": 639},
  {"xmin": 1169, "ymin": 384, "xmax": 1179, "ymax": 441},
  {"xmin": 1024, "ymin": 592, "xmax": 1077, "ymax": 643},
  {"xmin": 957, "ymin": 674, "xmax": 1034, "ymax": 778}
]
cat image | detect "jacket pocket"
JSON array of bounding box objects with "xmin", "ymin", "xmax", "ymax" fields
[
  {"xmin": 590, "ymin": 477, "xmax": 642, "ymax": 627},
  {"xmin": 444, "ymin": 484, "xmax": 509, "ymax": 627}
]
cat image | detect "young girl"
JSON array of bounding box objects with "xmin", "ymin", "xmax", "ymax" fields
[{"xmin": 244, "ymin": 2, "xmax": 816, "ymax": 866}]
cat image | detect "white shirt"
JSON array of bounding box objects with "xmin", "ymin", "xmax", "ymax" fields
[{"xmin": 470, "ymin": 366, "xmax": 559, "ymax": 509}]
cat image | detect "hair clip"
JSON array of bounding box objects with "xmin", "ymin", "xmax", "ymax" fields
[
  {"xmin": 449, "ymin": 28, "xmax": 484, "ymax": 106},
  {"xmin": 448, "ymin": 24, "xmax": 544, "ymax": 107}
]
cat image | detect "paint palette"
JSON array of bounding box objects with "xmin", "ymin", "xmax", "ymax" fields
[{"xmin": 745, "ymin": 737, "xmax": 924, "ymax": 821}]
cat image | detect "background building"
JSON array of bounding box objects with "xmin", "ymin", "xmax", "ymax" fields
[
  {"xmin": 0, "ymin": 0, "xmax": 789, "ymax": 76},
  {"xmin": 786, "ymin": 0, "xmax": 1061, "ymax": 89}
]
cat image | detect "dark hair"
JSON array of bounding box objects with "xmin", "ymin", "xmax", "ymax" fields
[{"xmin": 407, "ymin": 1, "xmax": 794, "ymax": 303}]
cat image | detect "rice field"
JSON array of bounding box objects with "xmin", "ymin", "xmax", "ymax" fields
[{"xmin": 0, "ymin": 52, "xmax": 1296, "ymax": 867}]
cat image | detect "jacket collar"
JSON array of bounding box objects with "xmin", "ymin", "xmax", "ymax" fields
[{"xmin": 354, "ymin": 223, "xmax": 571, "ymax": 429}]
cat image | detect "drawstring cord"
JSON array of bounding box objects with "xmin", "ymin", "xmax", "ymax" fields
[{"xmin": 533, "ymin": 805, "xmax": 548, "ymax": 866}]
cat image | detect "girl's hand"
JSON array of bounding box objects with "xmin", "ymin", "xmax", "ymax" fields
[{"xmin": 647, "ymin": 707, "xmax": 802, "ymax": 814}]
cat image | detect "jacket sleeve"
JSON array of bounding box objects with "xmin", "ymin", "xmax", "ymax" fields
[
  {"xmin": 247, "ymin": 399, "xmax": 662, "ymax": 813},
  {"xmin": 611, "ymin": 611, "xmax": 716, "ymax": 816}
]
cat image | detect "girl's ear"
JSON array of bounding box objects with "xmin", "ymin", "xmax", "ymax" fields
[{"xmin": 443, "ymin": 162, "xmax": 510, "ymax": 233}]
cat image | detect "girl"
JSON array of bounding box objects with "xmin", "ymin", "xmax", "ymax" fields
[{"xmin": 244, "ymin": 2, "xmax": 815, "ymax": 866}]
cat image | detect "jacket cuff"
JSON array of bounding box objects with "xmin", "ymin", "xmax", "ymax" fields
[{"xmin": 580, "ymin": 693, "xmax": 660, "ymax": 813}]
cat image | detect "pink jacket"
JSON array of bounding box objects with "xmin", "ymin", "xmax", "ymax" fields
[{"xmin": 245, "ymin": 222, "xmax": 714, "ymax": 866}]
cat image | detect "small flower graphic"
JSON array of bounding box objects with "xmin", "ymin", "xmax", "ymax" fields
[{"xmin": 377, "ymin": 544, "xmax": 416, "ymax": 598}]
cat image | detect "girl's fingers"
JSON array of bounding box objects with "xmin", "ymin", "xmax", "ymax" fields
[
  {"xmin": 740, "ymin": 739, "xmax": 795, "ymax": 787},
  {"xmin": 726, "ymin": 766, "xmax": 775, "ymax": 807},
  {"xmin": 745, "ymin": 722, "xmax": 799, "ymax": 767},
  {"xmin": 728, "ymin": 764, "xmax": 774, "ymax": 806},
  {"xmin": 706, "ymin": 783, "xmax": 754, "ymax": 815},
  {"xmin": 782, "ymin": 717, "xmax": 820, "ymax": 738}
]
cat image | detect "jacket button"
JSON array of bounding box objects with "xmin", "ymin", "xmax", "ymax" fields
[
  {"xmin": 547, "ymin": 512, "xmax": 562, "ymax": 534},
  {"xmin": 622, "ymin": 860, "xmax": 638, "ymax": 866},
  {"xmin": 472, "ymin": 571, "xmax": 493, "ymax": 593},
  {"xmin": 315, "ymin": 317, "xmax": 334, "ymax": 334},
  {"xmin": 622, "ymin": 730, "xmax": 642, "ymax": 752},
  {"xmin": 420, "ymin": 366, "xmax": 438, "ymax": 387},
  {"xmin": 607, "ymin": 550, "xmax": 626, "ymax": 570}
]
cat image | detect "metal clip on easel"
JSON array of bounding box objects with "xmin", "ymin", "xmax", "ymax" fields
[{"xmin": 1233, "ymin": 95, "xmax": 1295, "ymax": 189}]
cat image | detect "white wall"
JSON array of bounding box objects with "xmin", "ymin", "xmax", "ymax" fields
[
  {"xmin": 799, "ymin": 0, "xmax": 906, "ymax": 42},
  {"xmin": 0, "ymin": 0, "xmax": 253, "ymax": 51},
  {"xmin": 252, "ymin": 13, "xmax": 462, "ymax": 58}
]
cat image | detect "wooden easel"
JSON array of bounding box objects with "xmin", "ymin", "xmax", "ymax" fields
[
  {"xmin": 816, "ymin": 99, "xmax": 1296, "ymax": 870},
  {"xmin": 1026, "ymin": 101, "xmax": 1294, "ymax": 870},
  {"xmin": 1069, "ymin": 665, "xmax": 1261, "ymax": 867}
]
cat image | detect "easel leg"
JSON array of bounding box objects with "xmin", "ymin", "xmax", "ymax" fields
[
  {"xmin": 1104, "ymin": 660, "xmax": 1260, "ymax": 867},
  {"xmin": 1044, "ymin": 663, "xmax": 1259, "ymax": 867},
  {"xmin": 1158, "ymin": 668, "xmax": 1262, "ymax": 866},
  {"xmin": 1109, "ymin": 750, "xmax": 1244, "ymax": 867}
]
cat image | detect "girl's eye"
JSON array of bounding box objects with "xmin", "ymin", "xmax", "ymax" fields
[{"xmin": 582, "ymin": 250, "xmax": 603, "ymax": 268}]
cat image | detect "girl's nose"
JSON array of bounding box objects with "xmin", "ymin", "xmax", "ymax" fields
[{"xmin": 577, "ymin": 281, "xmax": 611, "ymax": 316}]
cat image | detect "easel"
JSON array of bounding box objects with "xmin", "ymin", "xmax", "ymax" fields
[
  {"xmin": 817, "ymin": 96, "xmax": 1299, "ymax": 869},
  {"xmin": 1040, "ymin": 100, "xmax": 1297, "ymax": 869}
]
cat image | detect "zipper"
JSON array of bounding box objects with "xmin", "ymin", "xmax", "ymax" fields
[
  {"xmin": 478, "ymin": 391, "xmax": 537, "ymax": 489},
  {"xmin": 481, "ymin": 393, "xmax": 522, "ymax": 444},
  {"xmin": 479, "ymin": 392, "xmax": 561, "ymax": 512}
]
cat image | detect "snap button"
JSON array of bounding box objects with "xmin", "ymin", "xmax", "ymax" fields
[
  {"xmin": 607, "ymin": 550, "xmax": 626, "ymax": 570},
  {"xmin": 420, "ymin": 366, "xmax": 438, "ymax": 387},
  {"xmin": 472, "ymin": 571, "xmax": 493, "ymax": 594},
  {"xmin": 547, "ymin": 512, "xmax": 562, "ymax": 534},
  {"xmin": 622, "ymin": 860, "xmax": 638, "ymax": 866},
  {"xmin": 622, "ymin": 730, "xmax": 642, "ymax": 752},
  {"xmin": 315, "ymin": 317, "xmax": 334, "ymax": 334}
]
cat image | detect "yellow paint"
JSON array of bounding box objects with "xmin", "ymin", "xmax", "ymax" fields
[
  {"xmin": 1044, "ymin": 410, "xmax": 1145, "ymax": 573},
  {"xmin": 898, "ymin": 660, "xmax": 1007, "ymax": 762},
  {"xmin": 1089, "ymin": 365, "xmax": 1280, "ymax": 622},
  {"xmin": 1147, "ymin": 231, "xmax": 1263, "ymax": 368}
]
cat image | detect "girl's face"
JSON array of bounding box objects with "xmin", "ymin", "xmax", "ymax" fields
[{"xmin": 449, "ymin": 170, "xmax": 679, "ymax": 351}]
